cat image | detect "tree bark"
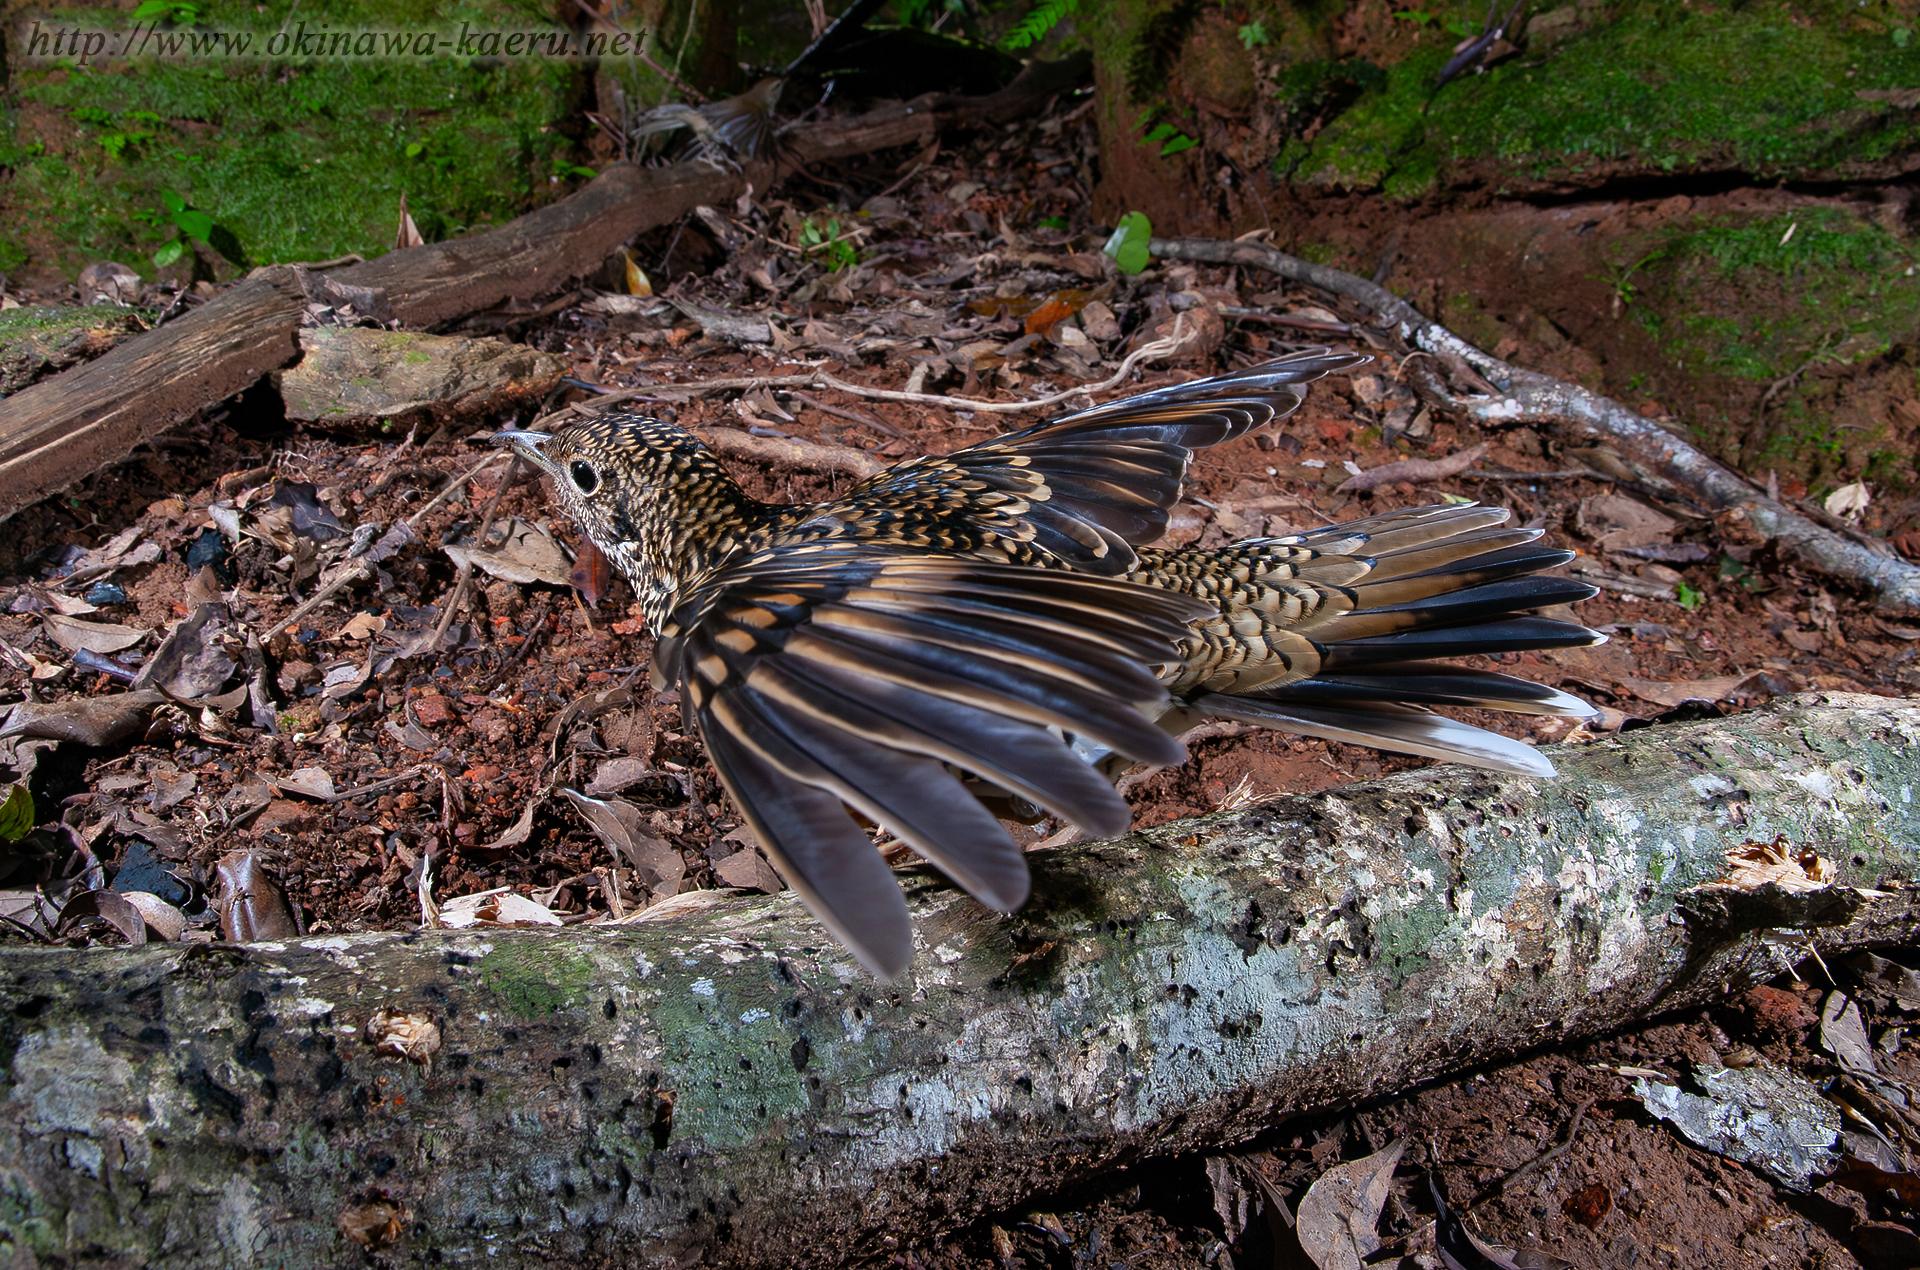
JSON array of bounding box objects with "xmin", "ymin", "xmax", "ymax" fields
[
  {"xmin": 2, "ymin": 691, "xmax": 1916, "ymax": 1266},
  {"xmin": 0, "ymin": 54, "xmax": 1091, "ymax": 524}
]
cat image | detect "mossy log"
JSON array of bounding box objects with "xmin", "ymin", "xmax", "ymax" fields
[{"xmin": 3, "ymin": 691, "xmax": 1918, "ymax": 1267}]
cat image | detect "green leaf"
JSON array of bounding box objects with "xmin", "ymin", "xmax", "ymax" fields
[
  {"xmin": 1144, "ymin": 123, "xmax": 1179, "ymax": 143},
  {"xmin": 1159, "ymin": 134, "xmax": 1198, "ymax": 157},
  {"xmin": 0, "ymin": 783, "xmax": 34, "ymax": 842},
  {"xmin": 132, "ymin": 0, "xmax": 175, "ymax": 18},
  {"xmin": 176, "ymin": 208, "xmax": 215, "ymax": 241},
  {"xmin": 1103, "ymin": 211, "xmax": 1153, "ymax": 275},
  {"xmin": 1676, "ymin": 581, "xmax": 1706, "ymax": 611},
  {"xmin": 405, "ymin": 142, "xmax": 425, "ymax": 158},
  {"xmin": 161, "ymin": 190, "xmax": 186, "ymax": 215},
  {"xmin": 152, "ymin": 238, "xmax": 186, "ymax": 268}
]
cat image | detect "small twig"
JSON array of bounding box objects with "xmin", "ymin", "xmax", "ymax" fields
[
  {"xmin": 549, "ymin": 323, "xmax": 1194, "ymax": 428},
  {"xmin": 1218, "ymin": 306, "xmax": 1353, "ymax": 336},
  {"xmin": 476, "ymin": 454, "xmax": 523, "ymax": 548},
  {"xmin": 808, "ymin": 321, "xmax": 1193, "ymax": 415},
  {"xmin": 1467, "ymin": 468, "xmax": 1616, "ymax": 483},
  {"xmin": 425, "ymin": 565, "xmax": 472, "ymax": 653},
  {"xmin": 787, "ymin": 389, "xmax": 904, "ymax": 438},
  {"xmin": 277, "ymin": 453, "xmax": 506, "ymax": 636},
  {"xmin": 697, "ymin": 428, "xmax": 882, "ymax": 480},
  {"xmin": 1337, "ymin": 443, "xmax": 1490, "ymax": 493},
  {"xmin": 1476, "ymin": 1097, "xmax": 1593, "ymax": 1205},
  {"xmin": 328, "ymin": 767, "xmax": 430, "ymax": 805}
]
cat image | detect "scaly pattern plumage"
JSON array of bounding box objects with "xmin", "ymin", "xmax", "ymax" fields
[{"xmin": 500, "ymin": 351, "xmax": 1603, "ymax": 977}]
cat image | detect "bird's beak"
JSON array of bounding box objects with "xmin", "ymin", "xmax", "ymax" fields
[{"xmin": 494, "ymin": 429, "xmax": 556, "ymax": 475}]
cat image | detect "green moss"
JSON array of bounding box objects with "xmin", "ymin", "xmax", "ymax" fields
[
  {"xmin": 480, "ymin": 945, "xmax": 598, "ymax": 1019},
  {"xmin": 1285, "ymin": 1, "xmax": 1920, "ymax": 195},
  {"xmin": 1630, "ymin": 207, "xmax": 1920, "ymax": 382},
  {"xmin": 1, "ymin": 0, "xmax": 590, "ymax": 277}
]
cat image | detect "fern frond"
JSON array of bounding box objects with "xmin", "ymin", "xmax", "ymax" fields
[{"xmin": 1002, "ymin": 0, "xmax": 1079, "ymax": 51}]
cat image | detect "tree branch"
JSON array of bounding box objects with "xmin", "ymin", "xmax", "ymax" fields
[{"xmin": 1152, "ymin": 236, "xmax": 1920, "ymax": 616}]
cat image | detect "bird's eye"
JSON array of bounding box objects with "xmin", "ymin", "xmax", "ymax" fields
[{"xmin": 569, "ymin": 460, "xmax": 601, "ymax": 495}]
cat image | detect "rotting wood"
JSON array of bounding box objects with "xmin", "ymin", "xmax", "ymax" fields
[
  {"xmin": 1151, "ymin": 236, "xmax": 1920, "ymax": 618},
  {"xmin": 0, "ymin": 54, "xmax": 1092, "ymax": 523},
  {"xmin": 2, "ymin": 692, "xmax": 1916, "ymax": 1267}
]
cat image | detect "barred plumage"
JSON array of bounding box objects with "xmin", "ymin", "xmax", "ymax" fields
[{"xmin": 500, "ymin": 350, "xmax": 1603, "ymax": 977}]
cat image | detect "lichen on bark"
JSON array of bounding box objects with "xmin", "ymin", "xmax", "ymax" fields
[{"xmin": 1, "ymin": 692, "xmax": 1917, "ymax": 1267}]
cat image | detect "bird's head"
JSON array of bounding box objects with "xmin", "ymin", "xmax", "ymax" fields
[{"xmin": 494, "ymin": 413, "xmax": 765, "ymax": 624}]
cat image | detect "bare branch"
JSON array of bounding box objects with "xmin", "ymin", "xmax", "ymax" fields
[{"xmin": 1152, "ymin": 236, "xmax": 1920, "ymax": 616}]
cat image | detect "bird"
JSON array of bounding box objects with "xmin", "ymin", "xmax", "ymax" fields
[
  {"xmin": 627, "ymin": 76, "xmax": 787, "ymax": 166},
  {"xmin": 498, "ymin": 350, "xmax": 1604, "ymax": 978}
]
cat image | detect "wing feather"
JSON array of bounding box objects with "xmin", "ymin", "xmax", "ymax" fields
[{"xmin": 661, "ymin": 547, "xmax": 1207, "ymax": 978}]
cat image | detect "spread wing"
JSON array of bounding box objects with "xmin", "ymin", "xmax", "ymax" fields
[
  {"xmin": 833, "ymin": 349, "xmax": 1366, "ymax": 576},
  {"xmin": 654, "ymin": 546, "xmax": 1211, "ymax": 978}
]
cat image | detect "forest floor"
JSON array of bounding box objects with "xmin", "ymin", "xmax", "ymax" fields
[{"xmin": 2, "ymin": 90, "xmax": 1918, "ymax": 1270}]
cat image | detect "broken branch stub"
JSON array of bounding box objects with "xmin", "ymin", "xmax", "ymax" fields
[{"xmin": 0, "ymin": 692, "xmax": 1915, "ymax": 1266}]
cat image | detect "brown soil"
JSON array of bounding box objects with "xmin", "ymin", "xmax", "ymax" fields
[{"xmin": 3, "ymin": 93, "xmax": 1918, "ymax": 1268}]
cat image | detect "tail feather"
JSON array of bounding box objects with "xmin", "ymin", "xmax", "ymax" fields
[
  {"xmin": 1245, "ymin": 662, "xmax": 1596, "ymax": 717},
  {"xmin": 1194, "ymin": 693, "xmax": 1558, "ymax": 777},
  {"xmin": 1286, "ymin": 505, "xmax": 1513, "ymax": 558},
  {"xmin": 1319, "ymin": 616, "xmax": 1604, "ymax": 668},
  {"xmin": 1324, "ymin": 576, "xmax": 1600, "ymax": 641}
]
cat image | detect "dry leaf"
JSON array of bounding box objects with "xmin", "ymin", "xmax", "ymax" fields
[
  {"xmin": 1576, "ymin": 494, "xmax": 1676, "ymax": 551},
  {"xmin": 118, "ymin": 890, "xmax": 187, "ymax": 941},
  {"xmin": 341, "ymin": 612, "xmax": 387, "ymax": 640},
  {"xmin": 148, "ymin": 766, "xmax": 197, "ymax": 812},
  {"xmin": 1295, "ymin": 1137, "xmax": 1405, "ymax": 1269},
  {"xmin": 42, "ymin": 613, "xmax": 146, "ymax": 655},
  {"xmin": 1819, "ymin": 991, "xmax": 1880, "ymax": 1078},
  {"xmin": 216, "ymin": 850, "xmax": 299, "ymax": 940},
  {"xmin": 562, "ymin": 789, "xmax": 685, "ymax": 898},
  {"xmin": 1616, "ymin": 671, "xmax": 1769, "ymax": 709},
  {"xmin": 629, "ymin": 889, "xmax": 734, "ymax": 922},
  {"xmin": 395, "ymin": 191, "xmax": 425, "ymax": 250},
  {"xmin": 1719, "ymin": 838, "xmax": 1835, "ymax": 892},
  {"xmin": 443, "ymin": 519, "xmax": 572, "ymax": 587},
  {"xmin": 436, "ymin": 887, "xmax": 563, "ymax": 928},
  {"xmin": 272, "ymin": 767, "xmax": 338, "ymax": 801},
  {"xmin": 337, "ymin": 1199, "xmax": 407, "ymax": 1249},
  {"xmin": 1824, "ymin": 481, "xmax": 1871, "ymax": 522},
  {"xmin": 0, "ymin": 691, "xmax": 166, "ymax": 747},
  {"xmin": 55, "ymin": 889, "xmax": 147, "ymax": 946}
]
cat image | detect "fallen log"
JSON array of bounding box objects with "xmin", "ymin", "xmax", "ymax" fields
[
  {"xmin": 2, "ymin": 691, "xmax": 1916, "ymax": 1266},
  {"xmin": 1151, "ymin": 236, "xmax": 1920, "ymax": 618},
  {"xmin": 0, "ymin": 54, "xmax": 1091, "ymax": 523}
]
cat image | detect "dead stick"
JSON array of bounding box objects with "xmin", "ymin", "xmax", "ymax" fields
[{"xmin": 1150, "ymin": 235, "xmax": 1920, "ymax": 616}]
